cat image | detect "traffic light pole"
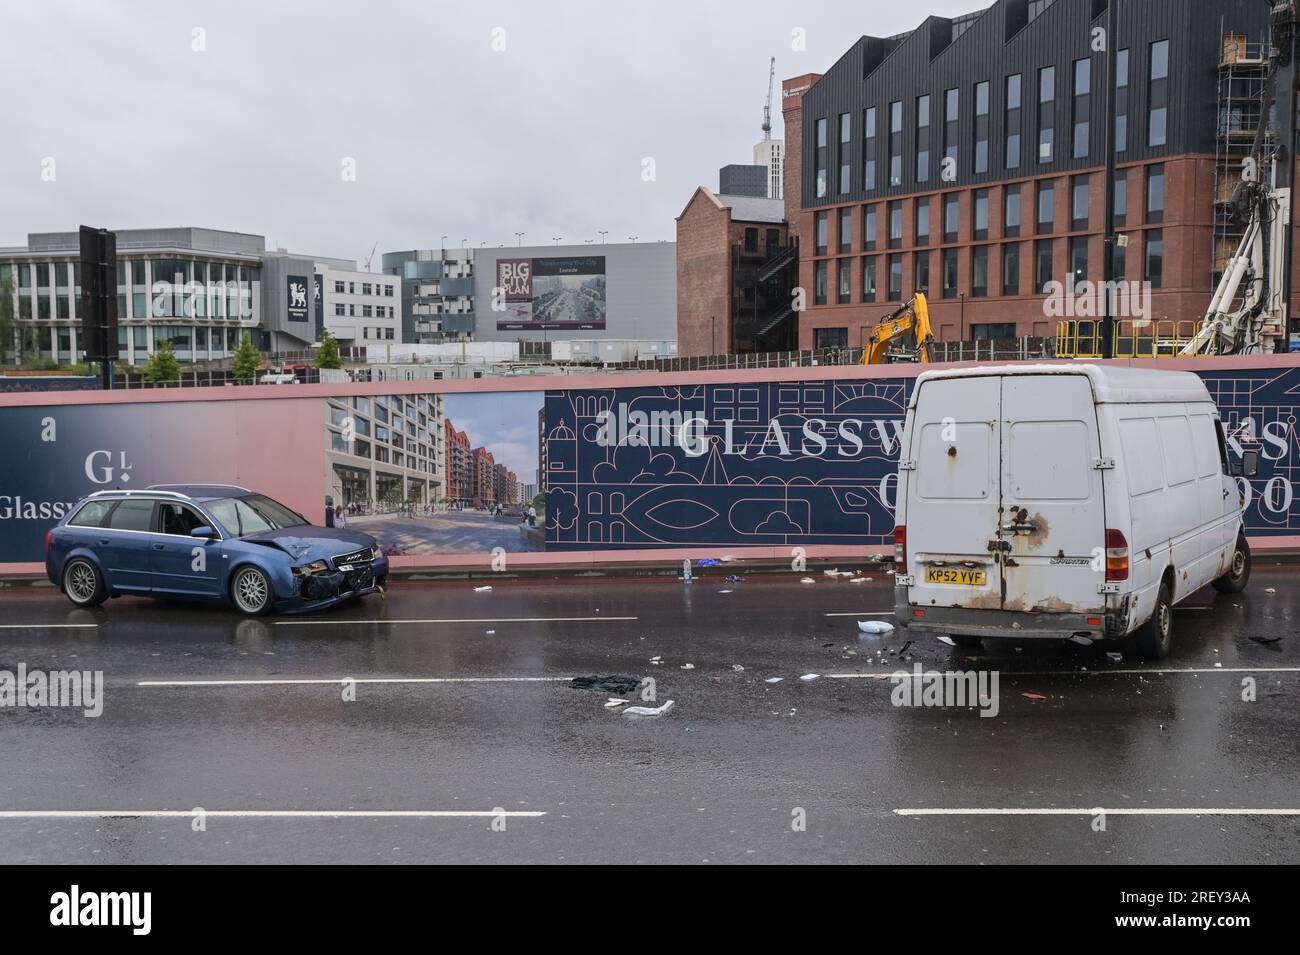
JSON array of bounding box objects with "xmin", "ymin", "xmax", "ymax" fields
[{"xmin": 1099, "ymin": 0, "xmax": 1119, "ymax": 360}]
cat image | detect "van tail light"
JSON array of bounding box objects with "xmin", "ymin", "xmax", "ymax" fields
[
  {"xmin": 894, "ymin": 525, "xmax": 907, "ymax": 568},
  {"xmin": 1105, "ymin": 528, "xmax": 1129, "ymax": 581},
  {"xmin": 44, "ymin": 530, "xmax": 53, "ymax": 556}
]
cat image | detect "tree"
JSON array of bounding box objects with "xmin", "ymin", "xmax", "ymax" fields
[
  {"xmin": 313, "ymin": 329, "xmax": 343, "ymax": 370},
  {"xmin": 142, "ymin": 339, "xmax": 181, "ymax": 384},
  {"xmin": 0, "ymin": 277, "xmax": 14, "ymax": 365},
  {"xmin": 231, "ymin": 333, "xmax": 262, "ymax": 383}
]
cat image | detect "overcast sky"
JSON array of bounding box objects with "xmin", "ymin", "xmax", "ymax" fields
[{"xmin": 2, "ymin": 0, "xmax": 979, "ymax": 267}]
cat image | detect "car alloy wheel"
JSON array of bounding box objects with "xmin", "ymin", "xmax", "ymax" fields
[
  {"xmin": 65, "ymin": 560, "xmax": 100, "ymax": 605},
  {"xmin": 232, "ymin": 567, "xmax": 271, "ymax": 615}
]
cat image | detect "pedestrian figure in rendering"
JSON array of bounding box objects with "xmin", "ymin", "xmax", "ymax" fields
[
  {"xmin": 336, "ymin": 507, "xmax": 347, "ymax": 528},
  {"xmin": 324, "ymin": 498, "xmax": 336, "ymax": 528},
  {"xmin": 527, "ymin": 504, "xmax": 537, "ymax": 527}
]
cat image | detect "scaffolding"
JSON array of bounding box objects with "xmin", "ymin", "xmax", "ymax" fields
[{"xmin": 1213, "ymin": 28, "xmax": 1268, "ymax": 294}]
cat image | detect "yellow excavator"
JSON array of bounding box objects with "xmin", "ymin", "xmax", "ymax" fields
[{"xmin": 862, "ymin": 292, "xmax": 935, "ymax": 365}]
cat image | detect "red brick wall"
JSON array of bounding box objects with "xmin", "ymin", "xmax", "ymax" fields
[
  {"xmin": 676, "ymin": 189, "xmax": 732, "ymax": 357},
  {"xmin": 794, "ymin": 156, "xmax": 1222, "ymax": 348}
]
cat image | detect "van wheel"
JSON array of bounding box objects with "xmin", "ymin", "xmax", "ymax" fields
[
  {"xmin": 1134, "ymin": 583, "xmax": 1173, "ymax": 660},
  {"xmin": 1212, "ymin": 535, "xmax": 1251, "ymax": 594},
  {"xmin": 947, "ymin": 634, "xmax": 983, "ymax": 648},
  {"xmin": 63, "ymin": 558, "xmax": 107, "ymax": 607}
]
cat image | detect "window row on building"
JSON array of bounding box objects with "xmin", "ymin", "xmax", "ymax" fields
[
  {"xmin": 812, "ymin": 229, "xmax": 1165, "ymax": 305},
  {"xmin": 813, "ymin": 39, "xmax": 1169, "ymax": 200},
  {"xmin": 812, "ymin": 163, "xmax": 1166, "ymax": 257}
]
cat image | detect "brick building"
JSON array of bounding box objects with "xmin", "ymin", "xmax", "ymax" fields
[
  {"xmin": 471, "ymin": 447, "xmax": 496, "ymax": 509},
  {"xmin": 675, "ymin": 190, "xmax": 796, "ymax": 356},
  {"xmin": 492, "ymin": 462, "xmax": 519, "ymax": 507},
  {"xmin": 444, "ymin": 420, "xmax": 473, "ymax": 507},
  {"xmin": 787, "ymin": 0, "xmax": 1271, "ymax": 349}
]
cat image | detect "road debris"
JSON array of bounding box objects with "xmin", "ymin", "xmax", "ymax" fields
[
  {"xmin": 473, "ymin": 585, "xmax": 493, "ymax": 592},
  {"xmin": 799, "ymin": 673, "xmax": 820, "ymax": 682},
  {"xmin": 570, "ymin": 675, "xmax": 641, "ymax": 694},
  {"xmin": 858, "ymin": 620, "xmax": 896, "ymax": 635},
  {"xmin": 623, "ymin": 699, "xmax": 675, "ymax": 719}
]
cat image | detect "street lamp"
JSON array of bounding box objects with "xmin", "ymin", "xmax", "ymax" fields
[
  {"xmin": 440, "ymin": 235, "xmax": 448, "ymax": 252},
  {"xmin": 598, "ymin": 231, "xmax": 608, "ymax": 244},
  {"xmin": 552, "ymin": 236, "xmax": 563, "ymax": 245},
  {"xmin": 627, "ymin": 235, "xmax": 638, "ymax": 242},
  {"xmin": 515, "ymin": 232, "xmax": 525, "ymax": 246}
]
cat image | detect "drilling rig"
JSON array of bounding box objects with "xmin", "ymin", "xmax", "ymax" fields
[{"xmin": 1183, "ymin": 1, "xmax": 1299, "ymax": 355}]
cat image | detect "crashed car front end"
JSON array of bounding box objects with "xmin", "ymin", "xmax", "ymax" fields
[{"xmin": 285, "ymin": 544, "xmax": 390, "ymax": 610}]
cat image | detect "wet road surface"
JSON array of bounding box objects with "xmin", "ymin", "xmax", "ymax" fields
[{"xmin": 1, "ymin": 567, "xmax": 1298, "ymax": 864}]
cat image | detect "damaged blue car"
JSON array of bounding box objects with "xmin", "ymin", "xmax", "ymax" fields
[{"xmin": 45, "ymin": 484, "xmax": 389, "ymax": 615}]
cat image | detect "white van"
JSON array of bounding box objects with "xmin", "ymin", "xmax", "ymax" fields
[{"xmin": 893, "ymin": 364, "xmax": 1258, "ymax": 659}]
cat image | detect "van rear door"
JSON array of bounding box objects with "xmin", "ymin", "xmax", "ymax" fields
[
  {"xmin": 998, "ymin": 375, "xmax": 1106, "ymax": 614},
  {"xmin": 905, "ymin": 376, "xmax": 1004, "ymax": 609}
]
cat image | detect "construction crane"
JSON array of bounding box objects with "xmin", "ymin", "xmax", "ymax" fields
[
  {"xmin": 762, "ymin": 56, "xmax": 775, "ymax": 139},
  {"xmin": 1181, "ymin": 1, "xmax": 1297, "ymax": 355},
  {"xmin": 862, "ymin": 293, "xmax": 935, "ymax": 365},
  {"xmin": 362, "ymin": 241, "xmax": 378, "ymax": 273}
]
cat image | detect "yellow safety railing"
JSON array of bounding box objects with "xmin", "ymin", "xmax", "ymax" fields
[{"xmin": 1056, "ymin": 320, "xmax": 1201, "ymax": 359}]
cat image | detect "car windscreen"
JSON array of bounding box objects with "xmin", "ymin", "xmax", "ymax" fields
[{"xmin": 206, "ymin": 494, "xmax": 308, "ymax": 537}]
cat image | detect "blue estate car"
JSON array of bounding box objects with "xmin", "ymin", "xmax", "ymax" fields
[{"xmin": 45, "ymin": 485, "xmax": 389, "ymax": 615}]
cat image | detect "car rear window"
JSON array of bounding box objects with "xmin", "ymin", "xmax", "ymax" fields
[
  {"xmin": 69, "ymin": 500, "xmax": 115, "ymax": 528},
  {"xmin": 106, "ymin": 498, "xmax": 155, "ymax": 532}
]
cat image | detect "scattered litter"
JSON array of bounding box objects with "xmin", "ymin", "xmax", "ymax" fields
[
  {"xmin": 799, "ymin": 673, "xmax": 820, "ymax": 682},
  {"xmin": 1250, "ymin": 635, "xmax": 1282, "ymax": 645},
  {"xmin": 1068, "ymin": 634, "xmax": 1094, "ymax": 646},
  {"xmin": 731, "ymin": 664, "xmax": 745, "ymax": 672},
  {"xmin": 570, "ymin": 675, "xmax": 641, "ymax": 694},
  {"xmin": 650, "ymin": 655, "xmax": 663, "ymax": 666},
  {"xmin": 898, "ymin": 640, "xmax": 913, "ymax": 655},
  {"xmin": 1214, "ymin": 662, "xmax": 1223, "ymax": 668},
  {"xmin": 623, "ymin": 699, "xmax": 674, "ymax": 719},
  {"xmin": 680, "ymin": 663, "xmax": 695, "ymax": 670},
  {"xmin": 1106, "ymin": 652, "xmax": 1123, "ymax": 662},
  {"xmin": 485, "ymin": 629, "xmax": 496, "ymax": 635},
  {"xmin": 473, "ymin": 585, "xmax": 492, "ymax": 592},
  {"xmin": 725, "ymin": 575, "xmax": 743, "ymax": 583},
  {"xmin": 718, "ymin": 589, "xmax": 734, "ymax": 594},
  {"xmin": 800, "ymin": 577, "xmax": 816, "ymax": 584},
  {"xmin": 936, "ymin": 635, "xmax": 956, "ymax": 646},
  {"xmin": 849, "ymin": 577, "xmax": 867, "ymax": 584},
  {"xmin": 857, "ymin": 620, "xmax": 895, "ymax": 634},
  {"xmin": 765, "ymin": 677, "xmax": 783, "ymax": 684},
  {"xmin": 699, "ymin": 558, "xmax": 721, "ymax": 567},
  {"xmin": 869, "ymin": 553, "xmax": 883, "ymax": 562},
  {"xmin": 823, "ymin": 569, "xmax": 839, "ymax": 577},
  {"xmin": 720, "ymin": 555, "xmax": 736, "ymax": 563},
  {"xmin": 1265, "ymin": 588, "xmax": 1277, "ymax": 594},
  {"xmin": 1022, "ymin": 692, "xmax": 1048, "ymax": 701},
  {"xmin": 604, "ymin": 698, "xmax": 629, "ymax": 709}
]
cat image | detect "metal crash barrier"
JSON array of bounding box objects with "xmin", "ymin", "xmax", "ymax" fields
[{"xmin": 1056, "ymin": 320, "xmax": 1201, "ymax": 359}]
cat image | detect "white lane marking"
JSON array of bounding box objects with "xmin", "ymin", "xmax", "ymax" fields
[
  {"xmin": 0, "ymin": 809, "xmax": 543, "ymax": 819},
  {"xmin": 826, "ymin": 666, "xmax": 1300, "ymax": 679},
  {"xmin": 139, "ymin": 676, "xmax": 572, "ymax": 687},
  {"xmin": 0, "ymin": 623, "xmax": 98, "ymax": 630},
  {"xmin": 824, "ymin": 611, "xmax": 896, "ymax": 617},
  {"xmin": 274, "ymin": 616, "xmax": 636, "ymax": 626},
  {"xmin": 895, "ymin": 808, "xmax": 1300, "ymax": 816}
]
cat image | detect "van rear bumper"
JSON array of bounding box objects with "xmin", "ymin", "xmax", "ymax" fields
[{"xmin": 895, "ymin": 589, "xmax": 1112, "ymax": 640}]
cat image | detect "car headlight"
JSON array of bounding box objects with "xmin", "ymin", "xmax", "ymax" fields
[
  {"xmin": 292, "ymin": 560, "xmax": 330, "ymax": 577},
  {"xmin": 371, "ymin": 545, "xmax": 382, "ymax": 560}
]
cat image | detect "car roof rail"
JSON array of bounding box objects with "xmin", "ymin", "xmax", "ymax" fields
[
  {"xmin": 147, "ymin": 483, "xmax": 253, "ymax": 494},
  {"xmin": 86, "ymin": 488, "xmax": 191, "ymax": 501}
]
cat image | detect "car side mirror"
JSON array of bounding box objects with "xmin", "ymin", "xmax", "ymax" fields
[
  {"xmin": 1230, "ymin": 450, "xmax": 1259, "ymax": 478},
  {"xmin": 190, "ymin": 525, "xmax": 217, "ymax": 539}
]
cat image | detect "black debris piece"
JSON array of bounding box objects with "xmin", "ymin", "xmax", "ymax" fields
[{"xmin": 570, "ymin": 675, "xmax": 642, "ymax": 694}]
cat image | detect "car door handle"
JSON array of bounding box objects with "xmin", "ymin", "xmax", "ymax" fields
[
  {"xmin": 97, "ymin": 539, "xmax": 110, "ymax": 545},
  {"xmin": 152, "ymin": 543, "xmax": 165, "ymax": 550}
]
